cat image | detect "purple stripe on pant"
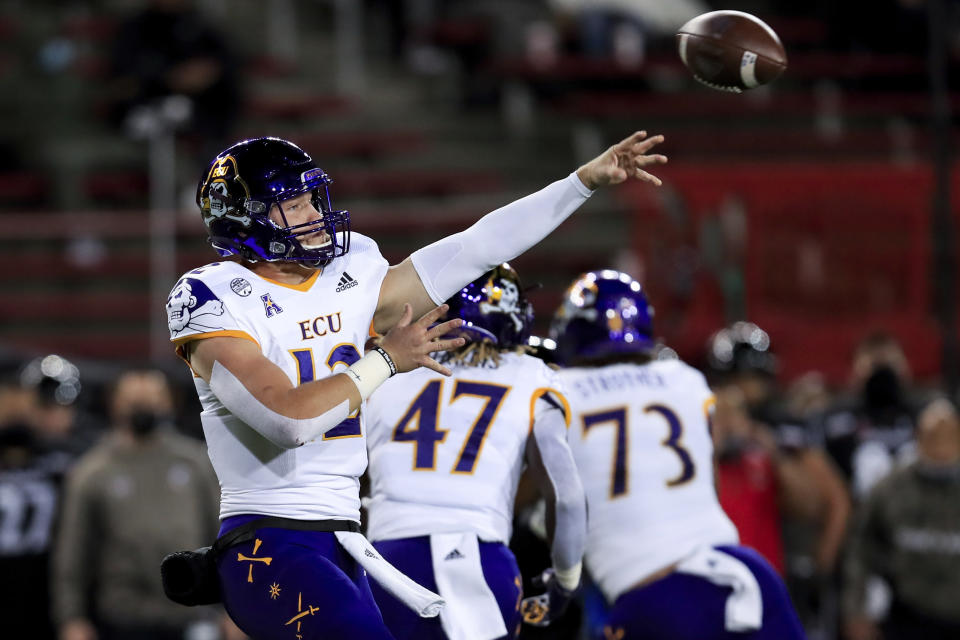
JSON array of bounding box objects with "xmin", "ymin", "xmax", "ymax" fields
[{"xmin": 371, "ymin": 535, "xmax": 523, "ymax": 640}]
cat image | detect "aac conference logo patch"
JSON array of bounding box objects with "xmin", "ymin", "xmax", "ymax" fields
[{"xmin": 230, "ymin": 278, "xmax": 252, "ymax": 297}]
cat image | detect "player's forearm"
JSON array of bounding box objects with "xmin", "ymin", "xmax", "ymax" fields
[
  {"xmin": 265, "ymin": 372, "xmax": 362, "ymax": 419},
  {"xmin": 210, "ymin": 362, "xmax": 356, "ymax": 448},
  {"xmin": 208, "ymin": 344, "xmax": 398, "ymax": 448},
  {"xmin": 410, "ymin": 173, "xmax": 593, "ymax": 304},
  {"xmin": 550, "ymin": 488, "xmax": 587, "ymax": 573}
]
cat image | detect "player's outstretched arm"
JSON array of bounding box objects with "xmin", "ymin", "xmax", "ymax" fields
[
  {"xmin": 372, "ymin": 131, "xmax": 667, "ymax": 333},
  {"xmin": 184, "ymin": 306, "xmax": 463, "ymax": 448}
]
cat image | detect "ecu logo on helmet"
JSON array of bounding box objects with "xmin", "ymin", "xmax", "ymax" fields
[
  {"xmin": 479, "ymin": 271, "xmax": 525, "ymax": 333},
  {"xmin": 200, "ymin": 155, "xmax": 251, "ymax": 226}
]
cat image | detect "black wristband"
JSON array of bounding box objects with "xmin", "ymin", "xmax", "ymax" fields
[{"xmin": 373, "ymin": 346, "xmax": 398, "ymax": 376}]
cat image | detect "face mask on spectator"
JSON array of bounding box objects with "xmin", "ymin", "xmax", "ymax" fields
[
  {"xmin": 129, "ymin": 409, "xmax": 171, "ymax": 437},
  {"xmin": 863, "ymin": 365, "xmax": 902, "ymax": 412}
]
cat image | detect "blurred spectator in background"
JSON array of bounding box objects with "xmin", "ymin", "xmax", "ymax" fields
[
  {"xmin": 706, "ymin": 322, "xmax": 850, "ymax": 637},
  {"xmin": 53, "ymin": 369, "xmax": 220, "ymax": 640},
  {"xmin": 0, "ymin": 372, "xmax": 73, "ymax": 640},
  {"xmin": 785, "ymin": 372, "xmax": 835, "ymax": 426},
  {"xmin": 712, "ymin": 385, "xmax": 818, "ymax": 575},
  {"xmin": 20, "ymin": 354, "xmax": 101, "ymax": 456},
  {"xmin": 813, "ymin": 332, "xmax": 922, "ymax": 500},
  {"xmin": 548, "ymin": 0, "xmax": 707, "ymax": 64},
  {"xmin": 842, "ymin": 397, "xmax": 960, "ymax": 640},
  {"xmin": 106, "ymin": 0, "xmax": 240, "ymax": 158},
  {"xmin": 0, "ymin": 368, "xmax": 38, "ymax": 424}
]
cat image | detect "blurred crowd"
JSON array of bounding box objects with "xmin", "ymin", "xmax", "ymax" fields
[{"xmin": 3, "ymin": 320, "xmax": 959, "ymax": 639}]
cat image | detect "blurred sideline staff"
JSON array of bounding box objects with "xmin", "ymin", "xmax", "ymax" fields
[
  {"xmin": 842, "ymin": 398, "xmax": 960, "ymax": 640},
  {"xmin": 706, "ymin": 322, "xmax": 850, "ymax": 637},
  {"xmin": 706, "ymin": 322, "xmax": 850, "ymax": 576},
  {"xmin": 20, "ymin": 354, "xmax": 100, "ymax": 455},
  {"xmin": 711, "ymin": 385, "xmax": 821, "ymax": 574},
  {"xmin": 0, "ymin": 367, "xmax": 77, "ymax": 640},
  {"xmin": 53, "ymin": 369, "xmax": 221, "ymax": 640},
  {"xmin": 811, "ymin": 332, "xmax": 923, "ymax": 500}
]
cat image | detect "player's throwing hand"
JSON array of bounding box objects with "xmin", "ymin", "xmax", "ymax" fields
[
  {"xmin": 379, "ymin": 303, "xmax": 465, "ymax": 376},
  {"xmin": 576, "ymin": 130, "xmax": 667, "ymax": 189}
]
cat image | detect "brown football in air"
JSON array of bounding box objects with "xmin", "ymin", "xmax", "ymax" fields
[{"xmin": 676, "ymin": 10, "xmax": 787, "ymax": 92}]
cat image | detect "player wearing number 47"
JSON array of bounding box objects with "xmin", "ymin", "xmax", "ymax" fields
[
  {"xmin": 364, "ymin": 264, "xmax": 587, "ymax": 640},
  {"xmin": 551, "ymin": 270, "xmax": 806, "ymax": 640},
  {"xmin": 165, "ymin": 132, "xmax": 665, "ymax": 639}
]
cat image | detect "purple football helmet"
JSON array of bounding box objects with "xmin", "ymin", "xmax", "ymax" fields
[
  {"xmin": 195, "ymin": 137, "xmax": 350, "ymax": 266},
  {"xmin": 550, "ymin": 270, "xmax": 655, "ymax": 365},
  {"xmin": 444, "ymin": 263, "xmax": 534, "ymax": 348}
]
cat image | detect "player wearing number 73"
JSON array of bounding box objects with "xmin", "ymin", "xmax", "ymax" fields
[
  {"xmin": 164, "ymin": 133, "xmax": 664, "ymax": 639},
  {"xmin": 551, "ymin": 270, "xmax": 806, "ymax": 640}
]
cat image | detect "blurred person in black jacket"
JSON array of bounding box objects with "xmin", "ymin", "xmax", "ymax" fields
[
  {"xmin": 811, "ymin": 332, "xmax": 923, "ymax": 501},
  {"xmin": 0, "ymin": 373, "xmax": 77, "ymax": 640},
  {"xmin": 20, "ymin": 354, "xmax": 101, "ymax": 456}
]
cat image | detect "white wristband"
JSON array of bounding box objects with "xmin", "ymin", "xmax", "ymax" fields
[
  {"xmin": 343, "ymin": 349, "xmax": 394, "ymax": 401},
  {"xmin": 553, "ymin": 562, "xmax": 582, "ymax": 592}
]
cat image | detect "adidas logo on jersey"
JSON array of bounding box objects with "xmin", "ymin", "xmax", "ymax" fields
[
  {"xmin": 364, "ymin": 548, "xmax": 376, "ymax": 558},
  {"xmin": 336, "ymin": 272, "xmax": 358, "ymax": 292},
  {"xmin": 444, "ymin": 548, "xmax": 465, "ymax": 561}
]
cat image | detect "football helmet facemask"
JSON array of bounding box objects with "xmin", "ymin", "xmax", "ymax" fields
[
  {"xmin": 550, "ymin": 270, "xmax": 655, "ymax": 365},
  {"xmin": 196, "ymin": 137, "xmax": 350, "ymax": 267},
  {"xmin": 442, "ymin": 263, "xmax": 534, "ymax": 348}
]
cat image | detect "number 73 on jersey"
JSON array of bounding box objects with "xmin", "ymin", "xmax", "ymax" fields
[{"xmin": 582, "ymin": 399, "xmax": 715, "ymax": 497}]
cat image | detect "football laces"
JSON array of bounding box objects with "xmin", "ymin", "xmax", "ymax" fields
[{"xmin": 693, "ymin": 75, "xmax": 743, "ymax": 93}]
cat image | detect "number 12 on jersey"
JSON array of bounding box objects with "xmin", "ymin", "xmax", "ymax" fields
[
  {"xmin": 392, "ymin": 379, "xmax": 510, "ymax": 474},
  {"xmin": 290, "ymin": 345, "xmax": 363, "ymax": 439}
]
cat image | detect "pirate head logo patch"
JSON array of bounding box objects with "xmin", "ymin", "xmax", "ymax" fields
[
  {"xmin": 166, "ymin": 278, "xmax": 226, "ymax": 335},
  {"xmin": 480, "ymin": 275, "xmax": 525, "ymax": 333},
  {"xmin": 200, "ymin": 155, "xmax": 251, "ymax": 226}
]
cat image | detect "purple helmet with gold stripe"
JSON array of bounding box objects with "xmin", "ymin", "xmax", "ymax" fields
[
  {"xmin": 550, "ymin": 270, "xmax": 655, "ymax": 365},
  {"xmin": 196, "ymin": 137, "xmax": 350, "ymax": 266}
]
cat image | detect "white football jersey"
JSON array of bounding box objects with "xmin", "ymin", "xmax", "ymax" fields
[
  {"xmin": 560, "ymin": 359, "xmax": 738, "ymax": 603},
  {"xmin": 166, "ymin": 233, "xmax": 388, "ymax": 522},
  {"xmin": 365, "ymin": 352, "xmax": 567, "ymax": 543}
]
